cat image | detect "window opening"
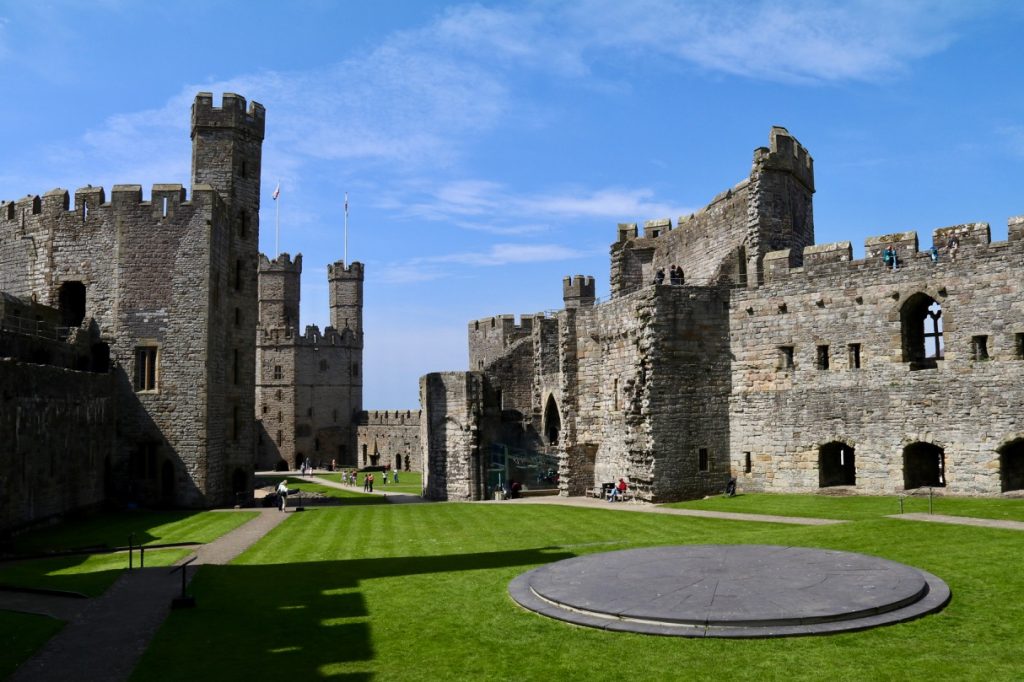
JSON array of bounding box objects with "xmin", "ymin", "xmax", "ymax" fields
[
  {"xmin": 901, "ymin": 294, "xmax": 943, "ymax": 369},
  {"xmin": 82, "ymin": 201, "xmax": 88, "ymax": 223},
  {"xmin": 971, "ymin": 335, "xmax": 989, "ymax": 361},
  {"xmin": 235, "ymin": 307, "xmax": 241, "ymax": 326},
  {"xmin": 135, "ymin": 347, "xmax": 158, "ymax": 391},
  {"xmin": 743, "ymin": 452, "xmax": 752, "ymax": 474},
  {"xmin": 1016, "ymin": 333, "xmax": 1024, "ymax": 360},
  {"xmin": 161, "ymin": 197, "xmax": 168, "ymax": 218},
  {"xmin": 819, "ymin": 442, "xmax": 856, "ymax": 487},
  {"xmin": 698, "ymin": 448, "xmax": 709, "ymax": 472},
  {"xmin": 235, "ymin": 259, "xmax": 243, "ymax": 290},
  {"xmin": 273, "ymin": 365, "xmax": 283, "ymax": 380},
  {"xmin": 848, "ymin": 343, "xmax": 862, "ymax": 369},
  {"xmin": 276, "ymin": 430, "xmax": 283, "ymax": 446},
  {"xmin": 816, "ymin": 345, "xmax": 830, "ymax": 370},
  {"xmin": 613, "ymin": 378, "xmax": 619, "ymax": 411},
  {"xmin": 778, "ymin": 346, "xmax": 794, "ymax": 370}
]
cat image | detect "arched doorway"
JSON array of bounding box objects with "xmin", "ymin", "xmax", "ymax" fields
[
  {"xmin": 58, "ymin": 281, "xmax": 86, "ymax": 328},
  {"xmin": 999, "ymin": 439, "xmax": 1024, "ymax": 492},
  {"xmin": 544, "ymin": 395, "xmax": 561, "ymax": 446},
  {"xmin": 819, "ymin": 442, "xmax": 855, "ymax": 487},
  {"xmin": 900, "ymin": 293, "xmax": 943, "ymax": 369},
  {"xmin": 903, "ymin": 442, "xmax": 945, "ymax": 489},
  {"xmin": 232, "ymin": 468, "xmax": 247, "ymax": 494}
]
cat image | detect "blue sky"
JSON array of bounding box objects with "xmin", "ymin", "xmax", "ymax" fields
[{"xmin": 1, "ymin": 1, "xmax": 1022, "ymax": 407}]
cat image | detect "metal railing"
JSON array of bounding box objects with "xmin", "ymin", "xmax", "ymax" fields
[{"xmin": 0, "ymin": 316, "xmax": 73, "ymax": 342}]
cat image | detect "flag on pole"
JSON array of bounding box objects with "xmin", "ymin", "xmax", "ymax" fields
[{"xmin": 272, "ymin": 182, "xmax": 280, "ymax": 200}]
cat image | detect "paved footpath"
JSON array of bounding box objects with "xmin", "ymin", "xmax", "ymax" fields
[
  {"xmin": 889, "ymin": 512, "xmax": 1024, "ymax": 531},
  {"xmin": 505, "ymin": 495, "xmax": 846, "ymax": 526},
  {"xmin": 6, "ymin": 508, "xmax": 289, "ymax": 682}
]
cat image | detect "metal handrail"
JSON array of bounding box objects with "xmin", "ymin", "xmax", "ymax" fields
[{"xmin": 0, "ymin": 316, "xmax": 73, "ymax": 341}]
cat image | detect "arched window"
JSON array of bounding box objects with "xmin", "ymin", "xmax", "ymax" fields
[
  {"xmin": 903, "ymin": 442, "xmax": 945, "ymax": 489},
  {"xmin": 544, "ymin": 395, "xmax": 561, "ymax": 446},
  {"xmin": 901, "ymin": 293, "xmax": 943, "ymax": 370},
  {"xmin": 819, "ymin": 442, "xmax": 855, "ymax": 487}
]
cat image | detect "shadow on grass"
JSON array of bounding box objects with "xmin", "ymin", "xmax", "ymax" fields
[{"xmin": 139, "ymin": 546, "xmax": 574, "ymax": 680}]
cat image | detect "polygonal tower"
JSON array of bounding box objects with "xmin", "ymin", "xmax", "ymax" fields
[{"xmin": 191, "ymin": 92, "xmax": 264, "ymax": 501}]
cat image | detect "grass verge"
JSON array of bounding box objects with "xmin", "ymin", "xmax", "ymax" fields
[
  {"xmin": 664, "ymin": 492, "xmax": 1024, "ymax": 521},
  {"xmin": 10, "ymin": 510, "xmax": 259, "ymax": 555},
  {"xmin": 0, "ymin": 611, "xmax": 64, "ymax": 679},
  {"xmin": 0, "ymin": 548, "xmax": 192, "ymax": 597}
]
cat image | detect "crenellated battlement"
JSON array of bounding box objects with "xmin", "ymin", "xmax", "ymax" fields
[
  {"xmin": 468, "ymin": 313, "xmax": 546, "ymax": 337},
  {"xmin": 0, "ymin": 184, "xmax": 220, "ymax": 237},
  {"xmin": 191, "ymin": 92, "xmax": 265, "ymax": 141},
  {"xmin": 259, "ymin": 252, "xmax": 303, "ymax": 273},
  {"xmin": 753, "ymin": 126, "xmax": 814, "ymax": 191},
  {"xmin": 327, "ymin": 260, "xmax": 364, "ymax": 279},
  {"xmin": 562, "ymin": 275, "xmax": 596, "ymax": 309},
  {"xmin": 761, "ymin": 218, "xmax": 1023, "ymax": 284},
  {"xmin": 357, "ymin": 409, "xmax": 422, "ymax": 426}
]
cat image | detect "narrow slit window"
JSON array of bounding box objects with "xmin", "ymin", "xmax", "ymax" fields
[
  {"xmin": 162, "ymin": 197, "xmax": 168, "ymax": 218},
  {"xmin": 135, "ymin": 347, "xmax": 158, "ymax": 391},
  {"xmin": 971, "ymin": 335, "xmax": 989, "ymax": 361},
  {"xmin": 744, "ymin": 452, "xmax": 752, "ymax": 474},
  {"xmin": 816, "ymin": 345, "xmax": 830, "ymax": 370},
  {"xmin": 1016, "ymin": 333, "xmax": 1024, "ymax": 360},
  {"xmin": 848, "ymin": 343, "xmax": 862, "ymax": 369},
  {"xmin": 698, "ymin": 448, "xmax": 709, "ymax": 472}
]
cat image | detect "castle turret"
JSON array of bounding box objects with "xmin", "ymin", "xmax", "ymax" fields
[
  {"xmin": 258, "ymin": 253, "xmax": 302, "ymax": 335},
  {"xmin": 328, "ymin": 261, "xmax": 364, "ymax": 337},
  {"xmin": 563, "ymin": 275, "xmax": 595, "ymax": 309}
]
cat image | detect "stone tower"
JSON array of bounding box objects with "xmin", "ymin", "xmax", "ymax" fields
[
  {"xmin": 258, "ymin": 253, "xmax": 302, "ymax": 335},
  {"xmin": 191, "ymin": 92, "xmax": 264, "ymax": 500},
  {"xmin": 328, "ymin": 260, "xmax": 364, "ymax": 338}
]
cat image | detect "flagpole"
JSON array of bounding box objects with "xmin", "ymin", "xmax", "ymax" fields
[
  {"xmin": 344, "ymin": 192, "xmax": 349, "ymax": 266},
  {"xmin": 274, "ymin": 180, "xmax": 280, "ymax": 257}
]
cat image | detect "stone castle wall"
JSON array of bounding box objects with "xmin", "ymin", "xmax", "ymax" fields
[
  {"xmin": 0, "ymin": 92, "xmax": 264, "ymax": 511},
  {"xmin": 0, "ymin": 359, "xmax": 115, "ymax": 532},
  {"xmin": 355, "ymin": 410, "xmax": 422, "ymax": 472},
  {"xmin": 421, "ymin": 372, "xmax": 483, "ymax": 500},
  {"xmin": 426, "ymin": 126, "xmax": 1024, "ymax": 503},
  {"xmin": 730, "ymin": 222, "xmax": 1024, "ymax": 495}
]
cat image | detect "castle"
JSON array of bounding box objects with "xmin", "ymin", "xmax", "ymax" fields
[
  {"xmin": 254, "ymin": 254, "xmax": 421, "ymax": 473},
  {"xmin": 421, "ymin": 127, "xmax": 1024, "ymax": 503},
  {"xmin": 0, "ymin": 93, "xmax": 264, "ymax": 528}
]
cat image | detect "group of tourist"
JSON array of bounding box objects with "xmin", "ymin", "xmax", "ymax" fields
[
  {"xmin": 654, "ymin": 265, "xmax": 685, "ymax": 286},
  {"xmin": 336, "ymin": 468, "xmax": 400, "ymax": 492},
  {"xmin": 882, "ymin": 235, "xmax": 959, "ymax": 270}
]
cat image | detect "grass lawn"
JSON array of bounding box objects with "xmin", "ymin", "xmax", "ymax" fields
[
  {"xmin": 0, "ymin": 548, "xmax": 192, "ymax": 597},
  {"xmin": 258, "ymin": 475, "xmax": 389, "ymax": 505},
  {"xmin": 665, "ymin": 492, "xmax": 1024, "ymax": 522},
  {"xmin": 316, "ymin": 471, "xmax": 423, "ymax": 496},
  {"xmin": 0, "ymin": 611, "xmax": 64, "ymax": 679},
  {"xmin": 9, "ymin": 510, "xmax": 259, "ymax": 555},
  {"xmin": 135, "ymin": 499, "xmax": 1024, "ymax": 681}
]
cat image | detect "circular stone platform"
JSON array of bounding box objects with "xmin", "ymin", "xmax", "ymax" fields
[{"xmin": 508, "ymin": 545, "xmax": 950, "ymax": 638}]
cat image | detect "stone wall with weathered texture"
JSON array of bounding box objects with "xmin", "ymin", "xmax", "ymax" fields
[
  {"xmin": 355, "ymin": 410, "xmax": 422, "ymax": 472},
  {"xmin": 420, "ymin": 372, "xmax": 483, "ymax": 500},
  {"xmin": 256, "ymin": 254, "xmax": 362, "ymax": 470},
  {"xmin": 0, "ymin": 360, "xmax": 115, "ymax": 532},
  {"xmin": 730, "ymin": 224, "xmax": 1024, "ymax": 496},
  {"xmin": 428, "ymin": 126, "xmax": 1023, "ymax": 503},
  {"xmin": 0, "ymin": 92, "xmax": 264, "ymax": 509}
]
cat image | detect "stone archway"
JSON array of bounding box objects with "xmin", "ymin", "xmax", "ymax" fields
[
  {"xmin": 903, "ymin": 442, "xmax": 945, "ymax": 489},
  {"xmin": 543, "ymin": 394, "xmax": 561, "ymax": 446},
  {"xmin": 819, "ymin": 442, "xmax": 855, "ymax": 487}
]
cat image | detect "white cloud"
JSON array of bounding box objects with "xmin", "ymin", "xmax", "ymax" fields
[{"xmin": 375, "ymin": 242, "xmax": 597, "ymax": 285}]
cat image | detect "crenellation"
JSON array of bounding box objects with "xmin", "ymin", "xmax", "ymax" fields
[
  {"xmin": 424, "ymin": 125, "xmax": 1024, "ymax": 504},
  {"xmin": 643, "ymin": 218, "xmax": 671, "ymax": 238}
]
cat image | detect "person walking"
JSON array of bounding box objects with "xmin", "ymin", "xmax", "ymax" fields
[{"xmin": 276, "ymin": 479, "xmax": 288, "ymax": 512}]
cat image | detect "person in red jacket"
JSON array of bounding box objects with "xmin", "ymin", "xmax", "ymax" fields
[{"xmin": 607, "ymin": 478, "xmax": 627, "ymax": 502}]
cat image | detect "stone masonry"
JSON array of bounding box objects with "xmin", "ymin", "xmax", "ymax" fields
[
  {"xmin": 0, "ymin": 92, "xmax": 263, "ymax": 521},
  {"xmin": 421, "ymin": 127, "xmax": 1024, "ymax": 503}
]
